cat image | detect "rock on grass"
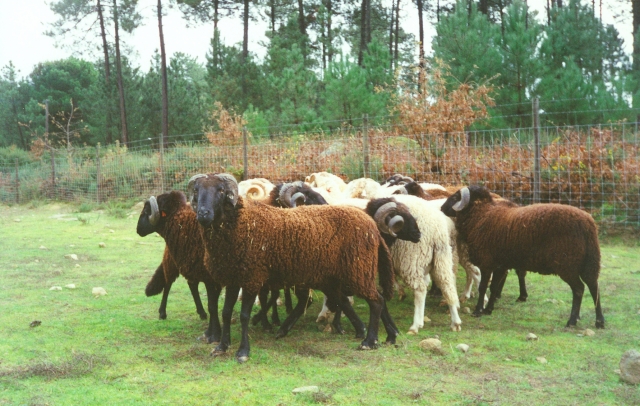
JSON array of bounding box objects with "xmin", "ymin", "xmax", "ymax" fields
[{"xmin": 620, "ymin": 350, "xmax": 640, "ymax": 385}]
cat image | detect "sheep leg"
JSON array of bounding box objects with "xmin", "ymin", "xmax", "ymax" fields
[
  {"xmin": 492, "ymin": 271, "xmax": 508, "ymax": 300},
  {"xmin": 316, "ymin": 295, "xmax": 332, "ymax": 323},
  {"xmin": 380, "ymin": 298, "xmax": 399, "ymax": 344},
  {"xmin": 472, "ymin": 271, "xmax": 492, "ymax": 317},
  {"xmin": 204, "ymin": 282, "xmax": 222, "ymax": 344},
  {"xmin": 561, "ymin": 273, "xmax": 585, "ymax": 328},
  {"xmin": 211, "ymin": 285, "xmax": 240, "ymax": 357},
  {"xmin": 235, "ymin": 290, "xmax": 257, "ymax": 363},
  {"xmin": 275, "ymin": 289, "xmax": 310, "ymax": 339},
  {"xmin": 187, "ymin": 281, "xmax": 208, "ymax": 320},
  {"xmin": 158, "ymin": 280, "xmax": 172, "ymax": 320},
  {"xmin": 284, "ymin": 287, "xmax": 294, "ymax": 314},
  {"xmin": 358, "ymin": 294, "xmax": 383, "ymax": 350},
  {"xmin": 408, "ymin": 287, "xmax": 427, "ymax": 335},
  {"xmin": 484, "ymin": 268, "xmax": 508, "ymax": 315},
  {"xmin": 516, "ymin": 270, "xmax": 528, "ymax": 302},
  {"xmin": 250, "ymin": 285, "xmax": 273, "ymax": 331},
  {"xmin": 331, "ymin": 294, "xmax": 366, "ymax": 339},
  {"xmin": 582, "ymin": 276, "xmax": 605, "ymax": 329}
]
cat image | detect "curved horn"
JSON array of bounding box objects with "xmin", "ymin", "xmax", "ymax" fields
[
  {"xmin": 215, "ymin": 173, "xmax": 239, "ymax": 206},
  {"xmin": 148, "ymin": 196, "xmax": 160, "ymax": 226},
  {"xmin": 187, "ymin": 174, "xmax": 207, "ymax": 211},
  {"xmin": 245, "ymin": 184, "xmax": 266, "ymax": 200},
  {"xmin": 373, "ymin": 201, "xmax": 398, "ymax": 236},
  {"xmin": 290, "ymin": 192, "xmax": 306, "ymax": 208},
  {"xmin": 387, "ymin": 215, "xmax": 405, "ymax": 237},
  {"xmin": 278, "ymin": 181, "xmax": 304, "ymax": 208},
  {"xmin": 400, "ymin": 176, "xmax": 415, "ymax": 184},
  {"xmin": 452, "ymin": 187, "xmax": 470, "ymax": 211}
]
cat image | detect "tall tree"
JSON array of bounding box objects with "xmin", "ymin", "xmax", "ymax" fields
[
  {"xmin": 158, "ymin": 0, "xmax": 169, "ymax": 146},
  {"xmin": 0, "ymin": 63, "xmax": 28, "ymax": 148},
  {"xmin": 633, "ymin": 0, "xmax": 640, "ymax": 118},
  {"xmin": 112, "ymin": 0, "xmax": 128, "ymax": 145}
]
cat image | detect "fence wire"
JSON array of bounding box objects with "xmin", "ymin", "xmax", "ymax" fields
[{"xmin": 1, "ymin": 121, "xmax": 638, "ymax": 227}]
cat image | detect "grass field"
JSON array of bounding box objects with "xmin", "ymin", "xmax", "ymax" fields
[{"xmin": 0, "ymin": 202, "xmax": 639, "ymax": 405}]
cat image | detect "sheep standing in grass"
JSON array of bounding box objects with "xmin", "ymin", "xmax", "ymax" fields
[
  {"xmin": 441, "ymin": 186, "xmax": 605, "ymax": 329},
  {"xmin": 190, "ymin": 173, "xmax": 398, "ymax": 363},
  {"xmin": 137, "ymin": 191, "xmax": 223, "ymax": 343}
]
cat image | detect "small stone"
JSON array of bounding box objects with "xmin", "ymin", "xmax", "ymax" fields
[
  {"xmin": 620, "ymin": 350, "xmax": 640, "ymax": 384},
  {"xmin": 49, "ymin": 286, "xmax": 62, "ymax": 291},
  {"xmin": 29, "ymin": 320, "xmax": 41, "ymax": 327},
  {"xmin": 614, "ymin": 369, "xmax": 621, "ymax": 375},
  {"xmin": 276, "ymin": 297, "xmax": 283, "ymax": 306},
  {"xmin": 109, "ymin": 229, "xmax": 115, "ymax": 233},
  {"xmin": 576, "ymin": 334, "xmax": 584, "ymax": 337},
  {"xmin": 505, "ymin": 358, "xmax": 512, "ymax": 362},
  {"xmin": 69, "ymin": 244, "xmax": 75, "ymax": 247},
  {"xmin": 65, "ymin": 254, "xmax": 78, "ymax": 261},
  {"xmin": 14, "ymin": 218, "xmax": 21, "ymax": 222},
  {"xmin": 92, "ymin": 287, "xmax": 107, "ymax": 297},
  {"xmin": 419, "ymin": 338, "xmax": 442, "ymax": 352},
  {"xmin": 39, "ymin": 245, "xmax": 47, "ymax": 250},
  {"xmin": 35, "ymin": 260, "xmax": 39, "ymax": 263},
  {"xmin": 583, "ymin": 329, "xmax": 595, "ymax": 337},
  {"xmin": 526, "ymin": 333, "xmax": 538, "ymax": 341},
  {"xmin": 456, "ymin": 344, "xmax": 470, "ymax": 353},
  {"xmin": 75, "ymin": 264, "xmax": 80, "ymax": 268},
  {"xmin": 423, "ymin": 316, "xmax": 431, "ymax": 323},
  {"xmin": 292, "ymin": 386, "xmax": 319, "ymax": 394},
  {"xmin": 462, "ymin": 307, "xmax": 471, "ymax": 314},
  {"xmin": 536, "ymin": 357, "xmax": 548, "ymax": 364},
  {"xmin": 65, "ymin": 284, "xmax": 76, "ymax": 289},
  {"xmin": 98, "ymin": 242, "xmax": 106, "ymax": 248}
]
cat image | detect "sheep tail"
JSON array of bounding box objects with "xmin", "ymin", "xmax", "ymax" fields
[
  {"xmin": 377, "ymin": 237, "xmax": 395, "ymax": 301},
  {"xmin": 145, "ymin": 265, "xmax": 166, "ymax": 297},
  {"xmin": 580, "ymin": 223, "xmax": 601, "ymax": 282}
]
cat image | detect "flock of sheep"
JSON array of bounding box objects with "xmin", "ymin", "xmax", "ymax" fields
[{"xmin": 136, "ymin": 171, "xmax": 605, "ymax": 363}]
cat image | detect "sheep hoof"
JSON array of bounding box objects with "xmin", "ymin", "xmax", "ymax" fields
[
  {"xmin": 159, "ymin": 313, "xmax": 167, "ymax": 320},
  {"xmin": 198, "ymin": 312, "xmax": 208, "ymax": 320},
  {"xmin": 385, "ymin": 336, "xmax": 397, "ymax": 345},
  {"xmin": 516, "ymin": 297, "xmax": 527, "ymax": 302},
  {"xmin": 483, "ymin": 308, "xmax": 493, "ymax": 315},
  {"xmin": 236, "ymin": 355, "xmax": 249, "ymax": 364},
  {"xmin": 406, "ymin": 329, "xmax": 417, "ymax": 335},
  {"xmin": 275, "ymin": 329, "xmax": 288, "ymax": 339},
  {"xmin": 595, "ymin": 320, "xmax": 605, "ymax": 329},
  {"xmin": 450, "ymin": 324, "xmax": 462, "ymax": 332},
  {"xmin": 471, "ymin": 310, "xmax": 483, "ymax": 318},
  {"xmin": 210, "ymin": 347, "xmax": 227, "ymax": 357},
  {"xmin": 355, "ymin": 331, "xmax": 366, "ymax": 339}
]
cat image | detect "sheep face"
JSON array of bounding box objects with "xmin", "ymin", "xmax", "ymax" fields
[
  {"xmin": 383, "ymin": 174, "xmax": 414, "ymax": 186},
  {"xmin": 137, "ymin": 191, "xmax": 186, "ymax": 236},
  {"xmin": 366, "ymin": 198, "xmax": 421, "ymax": 244},
  {"xmin": 191, "ymin": 174, "xmax": 238, "ymax": 227},
  {"xmin": 441, "ymin": 186, "xmax": 491, "ymax": 217}
]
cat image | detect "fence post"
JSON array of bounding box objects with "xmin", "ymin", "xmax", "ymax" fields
[
  {"xmin": 532, "ymin": 97, "xmax": 540, "ymax": 204},
  {"xmin": 243, "ymin": 126, "xmax": 248, "ymax": 180},
  {"xmin": 15, "ymin": 159, "xmax": 19, "ymax": 204},
  {"xmin": 96, "ymin": 144, "xmax": 101, "ymax": 204},
  {"xmin": 159, "ymin": 133, "xmax": 165, "ymax": 192},
  {"xmin": 363, "ymin": 114, "xmax": 369, "ymax": 178},
  {"xmin": 50, "ymin": 146, "xmax": 56, "ymax": 199}
]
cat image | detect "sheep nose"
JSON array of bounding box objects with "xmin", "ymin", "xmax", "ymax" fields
[{"xmin": 197, "ymin": 207, "xmax": 210, "ymax": 218}]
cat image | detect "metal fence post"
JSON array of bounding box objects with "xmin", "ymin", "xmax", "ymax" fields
[
  {"xmin": 96, "ymin": 144, "xmax": 101, "ymax": 204},
  {"xmin": 533, "ymin": 97, "xmax": 540, "ymax": 203},
  {"xmin": 159, "ymin": 133, "xmax": 165, "ymax": 192},
  {"xmin": 15, "ymin": 159, "xmax": 19, "ymax": 204},
  {"xmin": 243, "ymin": 126, "xmax": 248, "ymax": 180},
  {"xmin": 363, "ymin": 114, "xmax": 370, "ymax": 178}
]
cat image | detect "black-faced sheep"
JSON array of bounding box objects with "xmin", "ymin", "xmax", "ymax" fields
[
  {"xmin": 441, "ymin": 186, "xmax": 604, "ymax": 329},
  {"xmin": 190, "ymin": 173, "xmax": 397, "ymax": 363},
  {"xmin": 145, "ymin": 247, "xmax": 208, "ymax": 320},
  {"xmin": 137, "ymin": 191, "xmax": 223, "ymax": 343}
]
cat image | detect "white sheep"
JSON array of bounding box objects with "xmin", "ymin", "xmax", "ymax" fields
[{"xmin": 238, "ymin": 178, "xmax": 276, "ymax": 201}]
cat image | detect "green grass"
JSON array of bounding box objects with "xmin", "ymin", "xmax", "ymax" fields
[{"xmin": 1, "ymin": 203, "xmax": 639, "ymax": 405}]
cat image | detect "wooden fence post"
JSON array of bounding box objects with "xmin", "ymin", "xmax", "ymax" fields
[
  {"xmin": 96, "ymin": 144, "xmax": 101, "ymax": 204},
  {"xmin": 243, "ymin": 126, "xmax": 248, "ymax": 180},
  {"xmin": 532, "ymin": 97, "xmax": 541, "ymax": 204},
  {"xmin": 159, "ymin": 132, "xmax": 165, "ymax": 192},
  {"xmin": 15, "ymin": 159, "xmax": 19, "ymax": 204},
  {"xmin": 363, "ymin": 114, "xmax": 370, "ymax": 178}
]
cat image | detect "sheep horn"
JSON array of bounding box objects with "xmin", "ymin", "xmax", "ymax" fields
[
  {"xmin": 245, "ymin": 184, "xmax": 266, "ymax": 200},
  {"xmin": 148, "ymin": 196, "xmax": 160, "ymax": 226},
  {"xmin": 187, "ymin": 173, "xmax": 207, "ymax": 211},
  {"xmin": 453, "ymin": 187, "xmax": 470, "ymax": 211},
  {"xmin": 290, "ymin": 192, "xmax": 306, "ymax": 208},
  {"xmin": 387, "ymin": 215, "xmax": 405, "ymax": 237},
  {"xmin": 392, "ymin": 186, "xmax": 408, "ymax": 195},
  {"xmin": 279, "ymin": 181, "xmax": 304, "ymax": 208},
  {"xmin": 373, "ymin": 202, "xmax": 398, "ymax": 236},
  {"xmin": 216, "ymin": 173, "xmax": 239, "ymax": 206}
]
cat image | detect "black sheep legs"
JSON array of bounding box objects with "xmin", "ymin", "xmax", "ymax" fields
[
  {"xmin": 187, "ymin": 281, "xmax": 208, "ymax": 320},
  {"xmin": 358, "ymin": 293, "xmax": 384, "ymax": 350},
  {"xmin": 211, "ymin": 285, "xmax": 256, "ymax": 363},
  {"xmin": 275, "ymin": 289, "xmax": 312, "ymax": 339},
  {"xmin": 203, "ymin": 282, "xmax": 222, "ymax": 344}
]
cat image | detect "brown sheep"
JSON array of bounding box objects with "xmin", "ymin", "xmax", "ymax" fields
[
  {"xmin": 441, "ymin": 186, "xmax": 604, "ymax": 329},
  {"xmin": 189, "ymin": 173, "xmax": 397, "ymax": 363},
  {"xmin": 137, "ymin": 191, "xmax": 223, "ymax": 343}
]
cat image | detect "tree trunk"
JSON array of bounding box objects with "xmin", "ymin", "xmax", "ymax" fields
[
  {"xmin": 113, "ymin": 0, "xmax": 128, "ymax": 146},
  {"xmin": 365, "ymin": 0, "xmax": 371, "ymax": 45},
  {"xmin": 297, "ymin": 0, "xmax": 306, "ymax": 37},
  {"xmin": 358, "ymin": 0, "xmax": 367, "ymax": 66},
  {"xmin": 478, "ymin": 0, "xmax": 489, "ymax": 15},
  {"xmin": 97, "ymin": 0, "xmax": 112, "ymax": 145},
  {"xmin": 269, "ymin": 0, "xmax": 276, "ymax": 34},
  {"xmin": 417, "ymin": 0, "xmax": 424, "ymax": 69},
  {"xmin": 327, "ymin": 0, "xmax": 333, "ymax": 63},
  {"xmin": 389, "ymin": 0, "xmax": 395, "ymax": 68},
  {"xmin": 12, "ymin": 102, "xmax": 26, "ymax": 149},
  {"xmin": 242, "ymin": 0, "xmax": 249, "ymax": 62},
  {"xmin": 213, "ymin": 0, "xmax": 220, "ymax": 70},
  {"xmin": 547, "ymin": 0, "xmax": 551, "ymax": 25},
  {"xmin": 394, "ymin": 0, "xmax": 400, "ymax": 70},
  {"xmin": 158, "ymin": 0, "xmax": 169, "ymax": 147},
  {"xmin": 498, "ymin": 0, "xmax": 505, "ymax": 38}
]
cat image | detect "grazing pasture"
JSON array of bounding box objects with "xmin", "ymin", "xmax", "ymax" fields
[{"xmin": 0, "ymin": 202, "xmax": 639, "ymax": 405}]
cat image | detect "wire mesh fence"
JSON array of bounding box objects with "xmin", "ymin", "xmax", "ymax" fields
[{"xmin": 1, "ymin": 120, "xmax": 638, "ymax": 227}]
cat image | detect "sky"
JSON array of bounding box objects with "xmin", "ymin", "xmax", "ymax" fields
[{"xmin": 0, "ymin": 0, "xmax": 632, "ymax": 79}]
